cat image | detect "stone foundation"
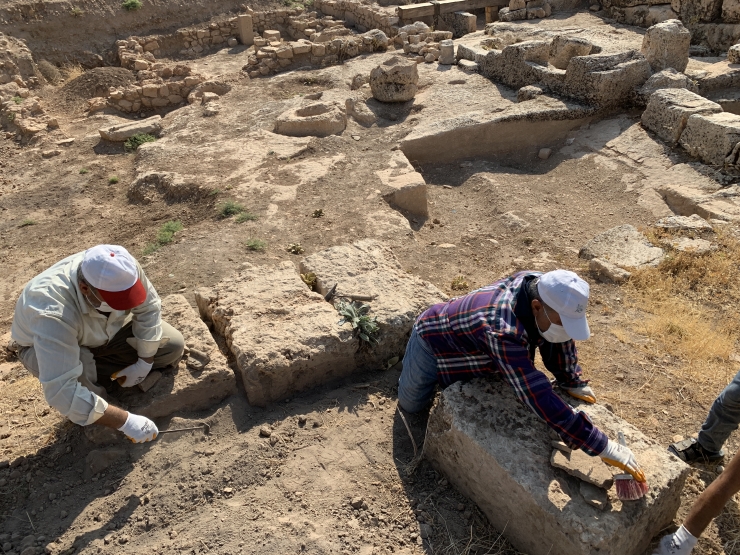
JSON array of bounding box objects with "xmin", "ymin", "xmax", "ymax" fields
[{"xmin": 425, "ymin": 379, "xmax": 690, "ymax": 555}]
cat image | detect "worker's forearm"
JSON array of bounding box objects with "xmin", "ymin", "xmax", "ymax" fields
[
  {"xmin": 684, "ymin": 452, "xmax": 740, "ymax": 537},
  {"xmin": 94, "ymin": 404, "xmax": 128, "ymax": 430}
]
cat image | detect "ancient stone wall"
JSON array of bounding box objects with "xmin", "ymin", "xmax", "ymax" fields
[{"xmin": 313, "ymin": 0, "xmax": 400, "ymax": 36}]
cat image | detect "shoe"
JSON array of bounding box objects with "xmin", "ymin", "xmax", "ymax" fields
[{"xmin": 668, "ymin": 438, "xmax": 724, "ymax": 463}]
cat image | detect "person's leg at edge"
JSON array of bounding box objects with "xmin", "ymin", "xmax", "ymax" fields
[
  {"xmin": 697, "ymin": 369, "xmax": 740, "ymax": 454},
  {"xmin": 397, "ymin": 327, "xmax": 439, "ymax": 413}
]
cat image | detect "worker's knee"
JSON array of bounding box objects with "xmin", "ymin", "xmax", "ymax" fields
[{"xmin": 154, "ymin": 322, "xmax": 185, "ymax": 369}]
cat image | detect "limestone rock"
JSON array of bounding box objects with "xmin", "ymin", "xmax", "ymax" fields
[
  {"xmin": 723, "ymin": 0, "xmax": 740, "ymax": 23},
  {"xmin": 580, "ymin": 481, "xmax": 608, "ymax": 511},
  {"xmin": 729, "ymin": 44, "xmax": 740, "ymax": 64},
  {"xmin": 679, "ymin": 112, "xmax": 740, "ymax": 166},
  {"xmin": 345, "ymin": 97, "xmax": 377, "ymax": 127},
  {"xmin": 458, "ymin": 59, "xmax": 479, "ymax": 73},
  {"xmin": 501, "ymin": 211, "xmax": 529, "ymax": 229},
  {"xmin": 439, "ymin": 40, "xmax": 455, "ymax": 65},
  {"xmin": 370, "ymin": 56, "xmax": 419, "ymax": 103},
  {"xmin": 636, "ymin": 68, "xmax": 698, "ymax": 104},
  {"xmin": 98, "ymin": 115, "xmax": 162, "ymax": 141},
  {"xmin": 641, "ymin": 88, "xmax": 722, "ymax": 145},
  {"xmin": 549, "ymin": 35, "xmax": 594, "ymax": 70},
  {"xmin": 425, "ymin": 379, "xmax": 689, "ymax": 555},
  {"xmin": 550, "ymin": 448, "xmax": 614, "ymax": 489},
  {"xmin": 641, "ymin": 19, "xmax": 691, "ymax": 72},
  {"xmin": 668, "ymin": 236, "xmax": 716, "ymax": 253},
  {"xmin": 299, "ymin": 240, "xmax": 447, "ymax": 368},
  {"xmin": 123, "ymin": 294, "xmax": 236, "ymax": 419},
  {"xmin": 517, "ymin": 85, "xmax": 544, "ymax": 102},
  {"xmin": 274, "ymin": 102, "xmax": 347, "ymax": 138},
  {"xmin": 588, "ymin": 257, "xmax": 632, "ymax": 284},
  {"xmin": 655, "ymin": 213, "xmax": 714, "ymax": 231},
  {"xmin": 658, "ymin": 183, "xmax": 740, "ymax": 222},
  {"xmin": 376, "ymin": 150, "xmax": 428, "ymax": 217},
  {"xmin": 579, "ymin": 224, "xmax": 664, "ymax": 268}
]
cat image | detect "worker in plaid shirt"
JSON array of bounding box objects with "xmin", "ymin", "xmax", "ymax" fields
[{"xmin": 398, "ymin": 269, "xmax": 645, "ymax": 481}]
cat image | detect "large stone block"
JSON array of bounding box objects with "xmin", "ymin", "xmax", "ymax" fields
[
  {"xmin": 274, "ymin": 102, "xmax": 347, "ymax": 137},
  {"xmin": 641, "ymin": 19, "xmax": 690, "ymax": 72},
  {"xmin": 98, "ymin": 115, "xmax": 162, "ymax": 141},
  {"xmin": 438, "ymin": 11, "xmax": 477, "ymax": 38},
  {"xmin": 548, "ymin": 35, "xmax": 595, "ymax": 70},
  {"xmin": 635, "ymin": 68, "xmax": 698, "ymax": 105},
  {"xmin": 579, "ymin": 224, "xmax": 665, "ymax": 268},
  {"xmin": 679, "ymin": 111, "xmax": 740, "ymax": 165},
  {"xmin": 425, "ymin": 380, "xmax": 689, "ymax": 555},
  {"xmin": 375, "ymin": 151, "xmax": 428, "ymax": 217},
  {"xmin": 370, "ymin": 56, "xmax": 418, "ymax": 103},
  {"xmin": 299, "ymin": 240, "xmax": 447, "ymax": 367},
  {"xmin": 237, "ymin": 14, "xmax": 254, "ymax": 46},
  {"xmin": 724, "ymin": 0, "xmax": 740, "ymax": 22},
  {"xmin": 641, "ymin": 88, "xmax": 723, "ymax": 145},
  {"xmin": 123, "ymin": 295, "xmax": 237, "ymax": 419}
]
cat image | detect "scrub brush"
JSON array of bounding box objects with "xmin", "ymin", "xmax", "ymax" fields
[{"xmin": 615, "ymin": 431, "xmax": 649, "ymax": 501}]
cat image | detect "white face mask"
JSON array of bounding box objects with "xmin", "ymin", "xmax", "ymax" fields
[
  {"xmin": 86, "ymin": 287, "xmax": 114, "ymax": 313},
  {"xmin": 537, "ymin": 305, "xmax": 572, "ymax": 343}
]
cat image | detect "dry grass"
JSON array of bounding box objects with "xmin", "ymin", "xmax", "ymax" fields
[
  {"xmin": 623, "ymin": 226, "xmax": 740, "ymax": 387},
  {"xmin": 61, "ymin": 63, "xmax": 85, "ymax": 83}
]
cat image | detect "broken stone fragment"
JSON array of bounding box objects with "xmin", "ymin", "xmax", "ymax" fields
[
  {"xmin": 655, "ymin": 214, "xmax": 713, "ymax": 232},
  {"xmin": 579, "ymin": 224, "xmax": 664, "ymax": 268},
  {"xmin": 98, "ymin": 115, "xmax": 162, "ymax": 141},
  {"xmin": 641, "ymin": 19, "xmax": 691, "ymax": 73},
  {"xmin": 667, "ymin": 237, "xmax": 716, "ymax": 254},
  {"xmin": 641, "ymin": 88, "xmax": 722, "ymax": 145},
  {"xmin": 137, "ymin": 370, "xmax": 162, "ymax": 392},
  {"xmin": 370, "ymin": 56, "xmax": 419, "ymax": 103},
  {"xmin": 579, "ymin": 481, "xmax": 609, "ymax": 511},
  {"xmin": 588, "ymin": 257, "xmax": 631, "ymax": 284},
  {"xmin": 550, "ymin": 448, "xmax": 614, "ymax": 489}
]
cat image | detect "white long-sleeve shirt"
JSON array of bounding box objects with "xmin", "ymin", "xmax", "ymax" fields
[{"xmin": 11, "ymin": 251, "xmax": 163, "ymax": 425}]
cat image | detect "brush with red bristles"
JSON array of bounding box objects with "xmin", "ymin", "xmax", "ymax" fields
[{"xmin": 615, "ymin": 431, "xmax": 650, "ymax": 501}]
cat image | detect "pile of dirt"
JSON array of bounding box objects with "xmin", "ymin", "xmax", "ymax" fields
[{"xmin": 57, "ymin": 67, "xmax": 135, "ymax": 112}]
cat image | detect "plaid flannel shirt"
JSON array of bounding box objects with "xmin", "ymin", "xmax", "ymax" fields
[{"xmin": 415, "ymin": 271, "xmax": 608, "ymax": 456}]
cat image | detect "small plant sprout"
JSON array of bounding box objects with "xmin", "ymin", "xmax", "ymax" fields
[
  {"xmin": 312, "ymin": 209, "xmax": 324, "ymax": 218},
  {"xmin": 143, "ymin": 220, "xmax": 183, "ymax": 256},
  {"xmin": 451, "ymin": 276, "xmax": 469, "ymax": 291},
  {"xmin": 12, "ymin": 96, "xmax": 23, "ymax": 104},
  {"xmin": 79, "ymin": 168, "xmax": 89, "ymax": 174},
  {"xmin": 70, "ymin": 7, "xmax": 84, "ymax": 16},
  {"xmin": 235, "ymin": 212, "xmax": 258, "ymax": 223},
  {"xmin": 124, "ymin": 133, "xmax": 156, "ymax": 152},
  {"xmin": 108, "ymin": 176, "xmax": 119, "ymax": 184},
  {"xmin": 245, "ymin": 238, "xmax": 267, "ymax": 252},
  {"xmin": 287, "ymin": 243, "xmax": 305, "ymax": 255},
  {"xmin": 19, "ymin": 219, "xmax": 36, "ymax": 228},
  {"xmin": 336, "ymin": 300, "xmax": 380, "ymax": 348},
  {"xmin": 301, "ymin": 272, "xmax": 317, "ymax": 289},
  {"xmin": 122, "ymin": 0, "xmax": 142, "ymax": 10},
  {"xmin": 218, "ymin": 201, "xmax": 246, "ymax": 219}
]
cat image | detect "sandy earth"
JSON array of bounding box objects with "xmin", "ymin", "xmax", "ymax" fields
[{"xmin": 1, "ymin": 9, "xmax": 740, "ymax": 555}]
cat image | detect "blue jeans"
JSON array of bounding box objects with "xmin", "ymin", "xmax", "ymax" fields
[
  {"xmin": 698, "ymin": 368, "xmax": 740, "ymax": 453},
  {"xmin": 398, "ymin": 327, "xmax": 439, "ymax": 413}
]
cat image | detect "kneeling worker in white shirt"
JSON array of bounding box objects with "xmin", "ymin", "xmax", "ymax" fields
[{"xmin": 9, "ymin": 244, "xmax": 185, "ymax": 443}]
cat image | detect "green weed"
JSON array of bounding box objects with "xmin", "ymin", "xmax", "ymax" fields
[
  {"xmin": 218, "ymin": 201, "xmax": 246, "ymax": 219},
  {"xmin": 336, "ymin": 300, "xmax": 379, "ymax": 347},
  {"xmin": 143, "ymin": 220, "xmax": 184, "ymax": 256},
  {"xmin": 245, "ymin": 238, "xmax": 267, "ymax": 252},
  {"xmin": 19, "ymin": 219, "xmax": 36, "ymax": 228},
  {"xmin": 287, "ymin": 243, "xmax": 305, "ymax": 255},
  {"xmin": 124, "ymin": 133, "xmax": 156, "ymax": 152},
  {"xmin": 108, "ymin": 176, "xmax": 119, "ymax": 184},
  {"xmin": 12, "ymin": 96, "xmax": 23, "ymax": 104},
  {"xmin": 122, "ymin": 0, "xmax": 142, "ymax": 10},
  {"xmin": 235, "ymin": 212, "xmax": 258, "ymax": 223},
  {"xmin": 79, "ymin": 168, "xmax": 89, "ymax": 174}
]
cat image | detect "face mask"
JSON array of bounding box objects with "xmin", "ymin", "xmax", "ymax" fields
[
  {"xmin": 86, "ymin": 288, "xmax": 114, "ymax": 313},
  {"xmin": 537, "ymin": 306, "xmax": 572, "ymax": 343}
]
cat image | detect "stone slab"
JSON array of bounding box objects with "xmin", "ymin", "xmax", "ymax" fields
[
  {"xmin": 299, "ymin": 240, "xmax": 447, "ymax": 368},
  {"xmin": 655, "ymin": 214, "xmax": 714, "ymax": 232},
  {"xmin": 196, "ymin": 262, "xmax": 355, "ymax": 407},
  {"xmin": 679, "ymin": 111, "xmax": 740, "ymax": 166},
  {"xmin": 658, "ymin": 183, "xmax": 740, "ymax": 222},
  {"xmin": 550, "ymin": 447, "xmax": 614, "ymax": 489},
  {"xmin": 641, "ymin": 88, "xmax": 722, "ymax": 145},
  {"xmin": 579, "ymin": 224, "xmax": 665, "ymax": 268},
  {"xmin": 123, "ymin": 294, "xmax": 236, "ymax": 419},
  {"xmin": 425, "ymin": 379, "xmax": 689, "ymax": 555},
  {"xmin": 589, "ymin": 257, "xmax": 632, "ymax": 284},
  {"xmin": 375, "ymin": 151, "xmax": 429, "ymax": 218},
  {"xmin": 98, "ymin": 115, "xmax": 162, "ymax": 141}
]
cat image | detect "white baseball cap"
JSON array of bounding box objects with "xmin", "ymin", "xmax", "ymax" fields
[
  {"xmin": 80, "ymin": 245, "xmax": 146, "ymax": 310},
  {"xmin": 538, "ymin": 269, "xmax": 590, "ymax": 341}
]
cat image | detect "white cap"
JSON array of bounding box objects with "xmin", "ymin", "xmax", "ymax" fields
[
  {"xmin": 81, "ymin": 245, "xmax": 146, "ymax": 310},
  {"xmin": 538, "ymin": 269, "xmax": 590, "ymax": 341}
]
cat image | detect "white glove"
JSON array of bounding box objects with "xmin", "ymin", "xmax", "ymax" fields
[
  {"xmin": 561, "ymin": 383, "xmax": 596, "ymax": 403},
  {"xmin": 653, "ymin": 526, "xmax": 697, "ymax": 555},
  {"xmin": 118, "ymin": 413, "xmax": 158, "ymax": 443},
  {"xmin": 111, "ymin": 358, "xmax": 153, "ymax": 387},
  {"xmin": 599, "ymin": 439, "xmax": 646, "ymax": 482}
]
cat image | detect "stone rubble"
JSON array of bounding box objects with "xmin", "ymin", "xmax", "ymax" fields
[
  {"xmin": 655, "ymin": 213, "xmax": 714, "ymax": 231},
  {"xmin": 579, "ymin": 224, "xmax": 665, "ymax": 268}
]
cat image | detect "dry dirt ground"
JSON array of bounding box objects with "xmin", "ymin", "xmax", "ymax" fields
[{"xmin": 1, "ymin": 11, "xmax": 740, "ymax": 555}]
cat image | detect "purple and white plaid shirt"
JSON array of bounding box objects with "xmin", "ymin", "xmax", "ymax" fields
[{"xmin": 415, "ymin": 271, "xmax": 607, "ymax": 455}]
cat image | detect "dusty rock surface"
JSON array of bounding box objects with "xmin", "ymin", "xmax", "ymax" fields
[
  {"xmin": 370, "ymin": 56, "xmax": 419, "ymax": 102},
  {"xmin": 550, "ymin": 446, "xmax": 614, "ymax": 489},
  {"xmin": 579, "ymin": 224, "xmax": 665, "ymax": 268}
]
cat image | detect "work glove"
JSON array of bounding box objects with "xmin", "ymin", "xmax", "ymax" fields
[
  {"xmin": 111, "ymin": 358, "xmax": 153, "ymax": 387},
  {"xmin": 599, "ymin": 439, "xmax": 646, "ymax": 482},
  {"xmin": 561, "ymin": 383, "xmax": 597, "ymax": 404},
  {"xmin": 653, "ymin": 526, "xmax": 697, "ymax": 555},
  {"xmin": 118, "ymin": 412, "xmax": 158, "ymax": 443}
]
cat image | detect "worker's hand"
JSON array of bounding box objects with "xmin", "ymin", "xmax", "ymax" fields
[
  {"xmin": 111, "ymin": 358, "xmax": 153, "ymax": 387},
  {"xmin": 561, "ymin": 383, "xmax": 596, "ymax": 404},
  {"xmin": 599, "ymin": 439, "xmax": 646, "ymax": 482},
  {"xmin": 652, "ymin": 526, "xmax": 698, "ymax": 555},
  {"xmin": 118, "ymin": 412, "xmax": 158, "ymax": 443}
]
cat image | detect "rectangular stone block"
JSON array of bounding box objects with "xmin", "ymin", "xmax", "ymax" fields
[
  {"xmin": 98, "ymin": 115, "xmax": 162, "ymax": 141},
  {"xmin": 123, "ymin": 295, "xmax": 236, "ymax": 419},
  {"xmin": 641, "ymin": 88, "xmax": 723, "ymax": 145},
  {"xmin": 723, "ymin": 0, "xmax": 740, "ymax": 22},
  {"xmin": 299, "ymin": 240, "xmax": 447, "ymax": 368},
  {"xmin": 237, "ymin": 14, "xmax": 254, "ymax": 46},
  {"xmin": 375, "ymin": 151, "xmax": 428, "ymax": 218},
  {"xmin": 425, "ymin": 380, "xmax": 689, "ymax": 555},
  {"xmin": 196, "ymin": 262, "xmax": 355, "ymax": 407},
  {"xmin": 679, "ymin": 111, "xmax": 740, "ymax": 165}
]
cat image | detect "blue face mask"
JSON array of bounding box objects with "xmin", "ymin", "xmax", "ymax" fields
[{"xmin": 537, "ymin": 306, "xmax": 571, "ymax": 343}]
